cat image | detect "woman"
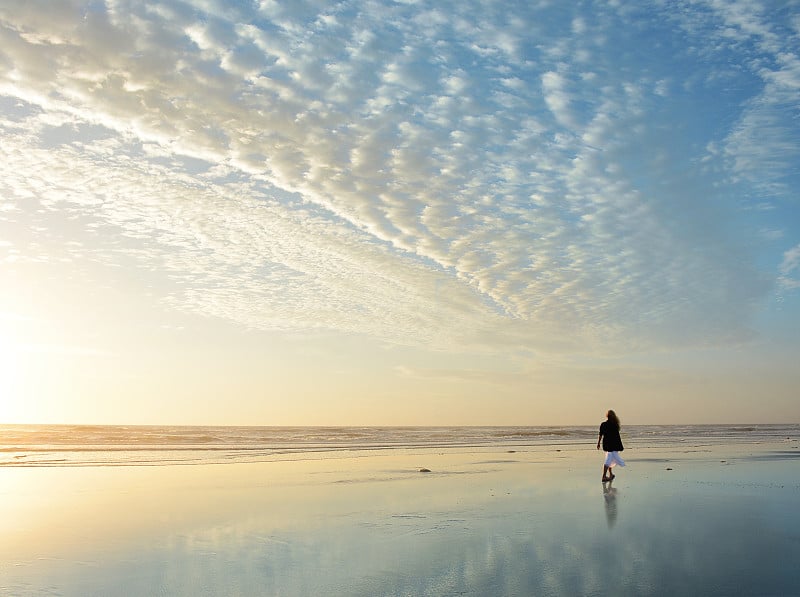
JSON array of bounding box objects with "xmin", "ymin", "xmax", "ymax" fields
[{"xmin": 597, "ymin": 410, "xmax": 625, "ymax": 482}]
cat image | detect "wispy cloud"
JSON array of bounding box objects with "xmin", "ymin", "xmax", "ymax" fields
[
  {"xmin": 1, "ymin": 0, "xmax": 797, "ymax": 355},
  {"xmin": 780, "ymin": 244, "xmax": 800, "ymax": 290}
]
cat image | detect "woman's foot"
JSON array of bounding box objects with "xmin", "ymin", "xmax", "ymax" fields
[
  {"xmin": 602, "ymin": 477, "xmax": 610, "ymax": 482},
  {"xmin": 609, "ymin": 473, "xmax": 616, "ymax": 481}
]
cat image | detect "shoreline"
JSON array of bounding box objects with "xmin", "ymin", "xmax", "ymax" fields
[{"xmin": 2, "ymin": 423, "xmax": 798, "ymax": 468}]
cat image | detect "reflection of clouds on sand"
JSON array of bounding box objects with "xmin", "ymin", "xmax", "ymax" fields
[
  {"xmin": 609, "ymin": 493, "xmax": 798, "ymax": 596},
  {"xmin": 117, "ymin": 488, "xmax": 795, "ymax": 597},
  {"xmin": 602, "ymin": 481, "xmax": 618, "ymax": 528}
]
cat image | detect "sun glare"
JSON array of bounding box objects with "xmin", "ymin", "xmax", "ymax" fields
[{"xmin": 0, "ymin": 331, "xmax": 23, "ymax": 421}]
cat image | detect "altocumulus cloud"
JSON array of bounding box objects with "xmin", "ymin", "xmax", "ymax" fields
[{"xmin": 0, "ymin": 0, "xmax": 798, "ymax": 354}]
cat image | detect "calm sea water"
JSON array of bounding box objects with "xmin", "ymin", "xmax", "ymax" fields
[{"xmin": 2, "ymin": 424, "xmax": 797, "ymax": 467}]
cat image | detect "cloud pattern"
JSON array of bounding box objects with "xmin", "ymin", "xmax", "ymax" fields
[{"xmin": 1, "ymin": 0, "xmax": 798, "ymax": 353}]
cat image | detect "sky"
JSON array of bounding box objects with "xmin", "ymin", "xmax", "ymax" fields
[{"xmin": 0, "ymin": 0, "xmax": 799, "ymax": 426}]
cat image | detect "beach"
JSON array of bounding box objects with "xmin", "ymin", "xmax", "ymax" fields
[{"xmin": 1, "ymin": 427, "xmax": 799, "ymax": 596}]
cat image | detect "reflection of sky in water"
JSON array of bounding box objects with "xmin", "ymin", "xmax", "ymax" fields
[{"xmin": 2, "ymin": 450, "xmax": 799, "ymax": 596}]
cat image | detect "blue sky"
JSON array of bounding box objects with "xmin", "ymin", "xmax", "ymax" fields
[{"xmin": 0, "ymin": 0, "xmax": 798, "ymax": 425}]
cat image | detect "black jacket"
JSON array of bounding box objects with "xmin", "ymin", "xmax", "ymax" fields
[{"xmin": 599, "ymin": 421, "xmax": 624, "ymax": 452}]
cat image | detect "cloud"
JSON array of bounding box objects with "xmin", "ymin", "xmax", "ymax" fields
[
  {"xmin": 0, "ymin": 0, "xmax": 796, "ymax": 356},
  {"xmin": 664, "ymin": 0, "xmax": 800, "ymax": 200},
  {"xmin": 780, "ymin": 244, "xmax": 800, "ymax": 290},
  {"xmin": 542, "ymin": 71, "xmax": 577, "ymax": 129}
]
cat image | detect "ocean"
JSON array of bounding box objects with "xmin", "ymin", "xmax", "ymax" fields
[{"xmin": 2, "ymin": 423, "xmax": 797, "ymax": 467}]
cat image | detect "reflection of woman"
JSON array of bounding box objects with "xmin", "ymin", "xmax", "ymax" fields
[
  {"xmin": 597, "ymin": 410, "xmax": 625, "ymax": 482},
  {"xmin": 602, "ymin": 483, "xmax": 618, "ymax": 528}
]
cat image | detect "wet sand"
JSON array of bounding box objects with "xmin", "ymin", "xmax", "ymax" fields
[{"xmin": 1, "ymin": 441, "xmax": 799, "ymax": 596}]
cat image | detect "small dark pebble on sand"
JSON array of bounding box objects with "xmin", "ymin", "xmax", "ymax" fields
[
  {"xmin": 666, "ymin": 467, "xmax": 673, "ymax": 471},
  {"xmin": 419, "ymin": 468, "xmax": 431, "ymax": 473}
]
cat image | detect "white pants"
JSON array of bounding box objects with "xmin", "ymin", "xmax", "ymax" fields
[{"xmin": 604, "ymin": 451, "xmax": 626, "ymax": 468}]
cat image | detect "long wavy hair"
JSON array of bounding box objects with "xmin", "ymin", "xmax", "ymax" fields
[{"xmin": 607, "ymin": 410, "xmax": 621, "ymax": 429}]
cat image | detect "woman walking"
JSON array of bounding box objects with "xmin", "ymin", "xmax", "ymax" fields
[{"xmin": 597, "ymin": 410, "xmax": 625, "ymax": 482}]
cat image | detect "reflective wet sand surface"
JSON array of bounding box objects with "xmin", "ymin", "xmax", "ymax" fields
[{"xmin": 2, "ymin": 443, "xmax": 799, "ymax": 596}]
